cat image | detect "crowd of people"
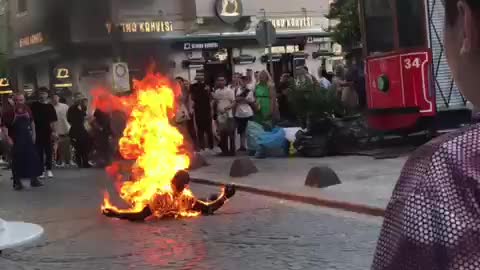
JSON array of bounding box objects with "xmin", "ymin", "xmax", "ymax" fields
[
  {"xmin": 0, "ymin": 88, "xmax": 125, "ymax": 191},
  {"xmin": 174, "ymin": 64, "xmax": 365, "ymax": 157},
  {"xmin": 0, "ymin": 63, "xmax": 365, "ymax": 190},
  {"xmin": 174, "ymin": 69, "xmax": 277, "ymax": 157}
]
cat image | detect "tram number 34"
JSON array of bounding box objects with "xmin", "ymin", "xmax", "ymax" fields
[{"xmin": 404, "ymin": 57, "xmax": 421, "ymax": 69}]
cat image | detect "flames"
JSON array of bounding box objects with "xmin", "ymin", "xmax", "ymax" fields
[{"xmin": 96, "ymin": 70, "xmax": 200, "ymax": 218}]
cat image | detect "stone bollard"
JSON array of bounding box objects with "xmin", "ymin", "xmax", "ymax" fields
[
  {"xmin": 189, "ymin": 153, "xmax": 209, "ymax": 170},
  {"xmin": 304, "ymin": 166, "xmax": 341, "ymax": 188},
  {"xmin": 230, "ymin": 158, "xmax": 258, "ymax": 178}
]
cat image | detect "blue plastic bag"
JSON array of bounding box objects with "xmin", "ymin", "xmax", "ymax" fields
[
  {"xmin": 256, "ymin": 128, "xmax": 289, "ymax": 158},
  {"xmin": 246, "ymin": 121, "xmax": 265, "ymax": 154}
]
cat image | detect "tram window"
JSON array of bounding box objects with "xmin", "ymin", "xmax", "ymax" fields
[
  {"xmin": 396, "ymin": 0, "xmax": 425, "ymax": 48},
  {"xmin": 364, "ymin": 0, "xmax": 395, "ymax": 54}
]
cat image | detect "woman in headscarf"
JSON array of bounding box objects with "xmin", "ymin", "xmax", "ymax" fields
[{"xmin": 372, "ymin": 1, "xmax": 480, "ymax": 269}]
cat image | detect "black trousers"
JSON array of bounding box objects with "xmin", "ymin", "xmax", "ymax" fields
[
  {"xmin": 218, "ymin": 118, "xmax": 236, "ymax": 155},
  {"xmin": 71, "ymin": 135, "xmax": 91, "ymax": 168},
  {"xmin": 196, "ymin": 117, "xmax": 214, "ymax": 150},
  {"xmin": 36, "ymin": 137, "xmax": 53, "ymax": 171},
  {"xmin": 187, "ymin": 118, "xmax": 199, "ymax": 151}
]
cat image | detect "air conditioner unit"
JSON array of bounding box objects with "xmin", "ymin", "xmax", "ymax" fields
[
  {"xmin": 260, "ymin": 54, "xmax": 282, "ymax": 63},
  {"xmin": 181, "ymin": 58, "xmax": 206, "ymax": 69},
  {"xmin": 233, "ymin": 55, "xmax": 256, "ymax": 65}
]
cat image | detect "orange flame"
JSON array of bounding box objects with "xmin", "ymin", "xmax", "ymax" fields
[{"xmin": 96, "ymin": 70, "xmax": 200, "ymax": 218}]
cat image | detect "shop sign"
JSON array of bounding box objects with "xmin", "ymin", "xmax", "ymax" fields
[
  {"xmin": 19, "ymin": 32, "xmax": 44, "ymax": 48},
  {"xmin": 306, "ymin": 36, "xmax": 329, "ymax": 44},
  {"xmin": 270, "ymin": 17, "xmax": 313, "ymax": 29},
  {"xmin": 53, "ymin": 66, "xmax": 73, "ymax": 88},
  {"xmin": 55, "ymin": 68, "xmax": 70, "ymax": 79},
  {"xmin": 215, "ymin": 0, "xmax": 243, "ymax": 24},
  {"xmin": 183, "ymin": 42, "xmax": 219, "ymax": 50},
  {"xmin": 106, "ymin": 21, "xmax": 174, "ymax": 34},
  {"xmin": 112, "ymin": 62, "xmax": 130, "ymax": 93},
  {"xmin": 0, "ymin": 78, "xmax": 9, "ymax": 88}
]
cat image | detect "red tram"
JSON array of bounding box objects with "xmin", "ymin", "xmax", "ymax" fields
[{"xmin": 358, "ymin": 0, "xmax": 470, "ymax": 133}]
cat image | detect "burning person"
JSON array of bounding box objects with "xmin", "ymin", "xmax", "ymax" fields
[
  {"xmin": 103, "ymin": 170, "xmax": 236, "ymax": 221},
  {"xmin": 95, "ymin": 70, "xmax": 236, "ymax": 221}
]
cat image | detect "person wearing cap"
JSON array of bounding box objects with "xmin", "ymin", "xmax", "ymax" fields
[
  {"xmin": 30, "ymin": 87, "xmax": 58, "ymax": 179},
  {"xmin": 67, "ymin": 93, "xmax": 91, "ymax": 168}
]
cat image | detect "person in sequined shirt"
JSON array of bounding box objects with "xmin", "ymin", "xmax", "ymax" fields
[{"xmin": 372, "ymin": 1, "xmax": 480, "ymax": 269}]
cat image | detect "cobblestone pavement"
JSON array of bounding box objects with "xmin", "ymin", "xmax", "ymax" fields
[{"xmin": 0, "ymin": 169, "xmax": 381, "ymax": 270}]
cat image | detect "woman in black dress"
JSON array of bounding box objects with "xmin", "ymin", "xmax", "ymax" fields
[{"xmin": 2, "ymin": 93, "xmax": 43, "ymax": 190}]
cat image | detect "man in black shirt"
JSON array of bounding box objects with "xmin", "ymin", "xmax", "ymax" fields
[
  {"xmin": 30, "ymin": 87, "xmax": 58, "ymax": 179},
  {"xmin": 68, "ymin": 94, "xmax": 92, "ymax": 168},
  {"xmin": 190, "ymin": 73, "xmax": 214, "ymax": 151}
]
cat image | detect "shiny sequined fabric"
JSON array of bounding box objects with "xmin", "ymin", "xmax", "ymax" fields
[{"xmin": 372, "ymin": 124, "xmax": 480, "ymax": 269}]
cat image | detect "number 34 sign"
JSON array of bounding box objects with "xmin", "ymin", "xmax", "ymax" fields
[{"xmin": 403, "ymin": 56, "xmax": 422, "ymax": 69}]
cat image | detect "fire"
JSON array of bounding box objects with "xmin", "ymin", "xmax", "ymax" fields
[{"xmin": 96, "ymin": 70, "xmax": 201, "ymax": 218}]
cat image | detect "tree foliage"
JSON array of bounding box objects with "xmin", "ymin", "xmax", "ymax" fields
[
  {"xmin": 287, "ymin": 77, "xmax": 346, "ymax": 129},
  {"xmin": 327, "ymin": 0, "xmax": 362, "ymax": 50}
]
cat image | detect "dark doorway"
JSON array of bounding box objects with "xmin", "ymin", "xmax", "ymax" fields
[{"xmin": 204, "ymin": 63, "xmax": 231, "ymax": 88}]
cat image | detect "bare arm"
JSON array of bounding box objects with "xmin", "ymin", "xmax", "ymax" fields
[
  {"xmin": 269, "ymin": 84, "xmax": 278, "ymax": 117},
  {"xmin": 2, "ymin": 127, "xmax": 12, "ymax": 145}
]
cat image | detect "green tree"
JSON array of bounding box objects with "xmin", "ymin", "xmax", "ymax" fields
[{"xmin": 327, "ymin": 0, "xmax": 362, "ymax": 51}]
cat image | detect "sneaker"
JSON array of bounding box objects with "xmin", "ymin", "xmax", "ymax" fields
[
  {"xmin": 39, "ymin": 172, "xmax": 46, "ymax": 179},
  {"xmin": 30, "ymin": 178, "xmax": 43, "ymax": 187},
  {"xmin": 47, "ymin": 170, "xmax": 54, "ymax": 178},
  {"xmin": 69, "ymin": 160, "xmax": 77, "ymax": 167},
  {"xmin": 56, "ymin": 162, "xmax": 65, "ymax": 168}
]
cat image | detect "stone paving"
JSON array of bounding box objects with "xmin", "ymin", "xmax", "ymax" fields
[
  {"xmin": 190, "ymin": 154, "xmax": 407, "ymax": 210},
  {"xmin": 0, "ymin": 169, "xmax": 381, "ymax": 270}
]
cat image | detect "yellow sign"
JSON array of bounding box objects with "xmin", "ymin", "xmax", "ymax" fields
[
  {"xmin": 19, "ymin": 32, "xmax": 44, "ymax": 48},
  {"xmin": 270, "ymin": 17, "xmax": 313, "ymax": 29},
  {"xmin": 106, "ymin": 21, "xmax": 174, "ymax": 34},
  {"xmin": 54, "ymin": 83, "xmax": 73, "ymax": 88},
  {"xmin": 0, "ymin": 78, "xmax": 9, "ymax": 87},
  {"xmin": 56, "ymin": 68, "xmax": 70, "ymax": 79}
]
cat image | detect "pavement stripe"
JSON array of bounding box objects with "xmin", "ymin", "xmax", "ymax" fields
[{"xmin": 191, "ymin": 178, "xmax": 385, "ymax": 217}]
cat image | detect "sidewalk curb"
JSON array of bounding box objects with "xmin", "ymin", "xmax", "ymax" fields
[{"xmin": 191, "ymin": 178, "xmax": 385, "ymax": 217}]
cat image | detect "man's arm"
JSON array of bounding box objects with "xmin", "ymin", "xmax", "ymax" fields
[
  {"xmin": 102, "ymin": 205, "xmax": 153, "ymax": 221},
  {"xmin": 193, "ymin": 184, "xmax": 235, "ymax": 215}
]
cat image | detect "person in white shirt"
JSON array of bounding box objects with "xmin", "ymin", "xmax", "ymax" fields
[
  {"xmin": 212, "ymin": 76, "xmax": 236, "ymax": 156},
  {"xmin": 51, "ymin": 94, "xmax": 72, "ymax": 167},
  {"xmin": 235, "ymin": 75, "xmax": 255, "ymax": 151},
  {"xmin": 318, "ymin": 69, "xmax": 332, "ymax": 90}
]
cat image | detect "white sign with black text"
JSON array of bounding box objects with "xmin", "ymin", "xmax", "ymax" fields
[{"xmin": 183, "ymin": 42, "xmax": 219, "ymax": 50}]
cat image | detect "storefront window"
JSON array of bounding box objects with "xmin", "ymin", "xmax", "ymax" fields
[
  {"xmin": 396, "ymin": 0, "xmax": 425, "ymax": 48},
  {"xmin": 364, "ymin": 0, "xmax": 395, "ymax": 54}
]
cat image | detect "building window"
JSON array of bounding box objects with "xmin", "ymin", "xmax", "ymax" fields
[{"xmin": 17, "ymin": 0, "xmax": 27, "ymax": 14}]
